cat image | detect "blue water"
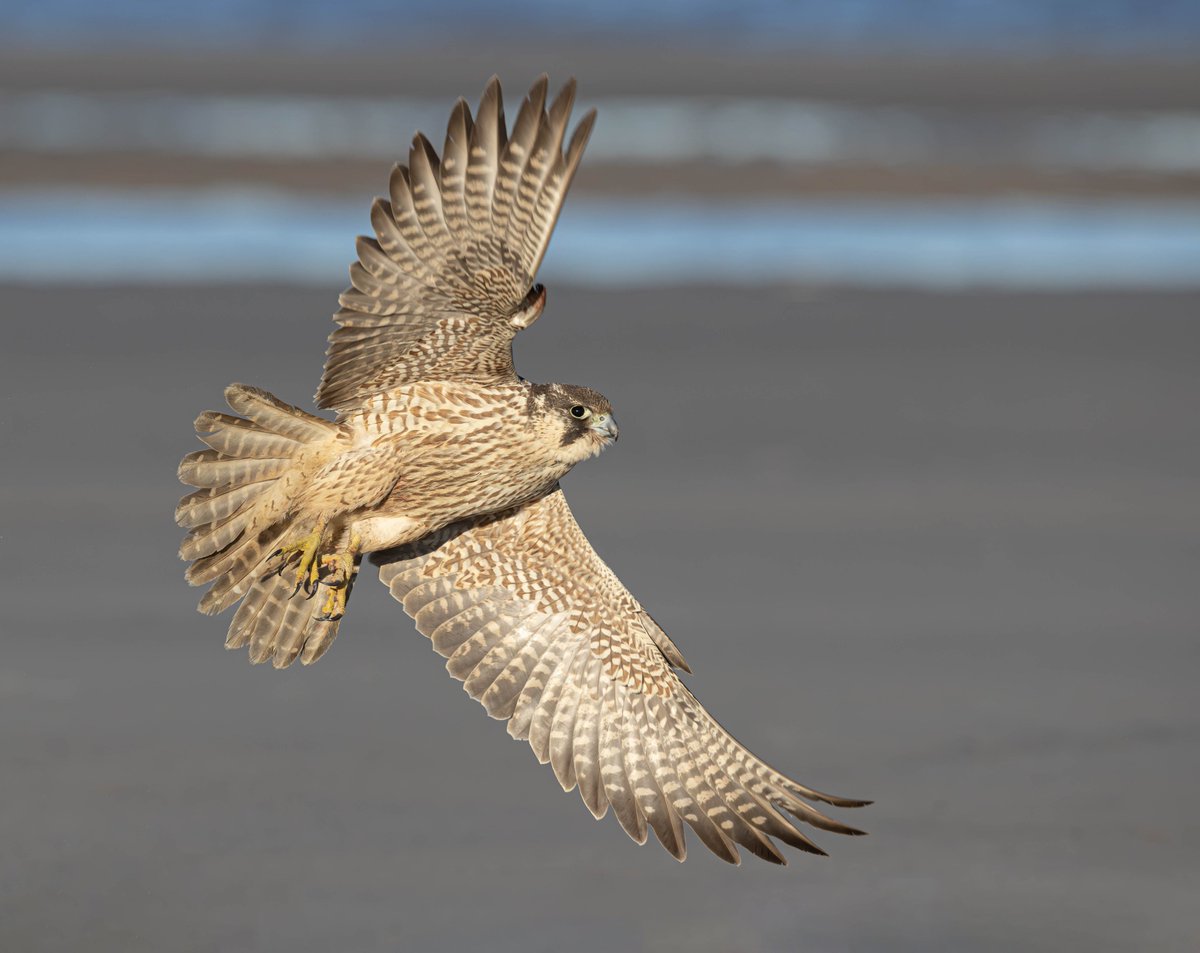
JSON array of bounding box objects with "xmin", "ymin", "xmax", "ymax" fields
[
  {"xmin": 3, "ymin": 0, "xmax": 1198, "ymax": 51},
  {"xmin": 3, "ymin": 189, "xmax": 1198, "ymax": 290},
  {"xmin": 6, "ymin": 90, "xmax": 1199, "ymax": 173}
]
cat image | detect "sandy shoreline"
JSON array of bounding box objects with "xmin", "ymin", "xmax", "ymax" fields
[
  {"xmin": 3, "ymin": 281, "xmax": 1197, "ymax": 951},
  {"xmin": 4, "ymin": 46, "xmax": 1200, "ymax": 110}
]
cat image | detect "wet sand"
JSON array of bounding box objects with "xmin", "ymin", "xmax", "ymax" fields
[
  {"xmin": 4, "ymin": 47, "xmax": 1200, "ymax": 109},
  {"xmin": 2, "ymin": 283, "xmax": 1197, "ymax": 952}
]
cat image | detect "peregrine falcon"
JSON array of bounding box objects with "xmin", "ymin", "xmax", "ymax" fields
[{"xmin": 177, "ymin": 75, "xmax": 870, "ymax": 864}]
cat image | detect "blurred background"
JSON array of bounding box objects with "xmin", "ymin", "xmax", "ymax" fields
[{"xmin": 2, "ymin": 3, "xmax": 1198, "ymax": 952}]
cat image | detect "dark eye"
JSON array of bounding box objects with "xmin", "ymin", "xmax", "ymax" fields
[{"xmin": 570, "ymin": 405, "xmax": 589, "ymax": 419}]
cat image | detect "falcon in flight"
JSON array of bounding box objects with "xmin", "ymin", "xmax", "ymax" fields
[{"xmin": 177, "ymin": 76, "xmax": 869, "ymax": 864}]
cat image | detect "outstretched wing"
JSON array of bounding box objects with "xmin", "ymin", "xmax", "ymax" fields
[
  {"xmin": 374, "ymin": 489, "xmax": 870, "ymax": 865},
  {"xmin": 316, "ymin": 75, "xmax": 596, "ymax": 412}
]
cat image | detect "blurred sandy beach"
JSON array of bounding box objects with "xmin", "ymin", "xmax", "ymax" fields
[
  {"xmin": 2, "ymin": 5, "xmax": 1199, "ymax": 951},
  {"xmin": 4, "ymin": 282, "xmax": 1198, "ymax": 952}
]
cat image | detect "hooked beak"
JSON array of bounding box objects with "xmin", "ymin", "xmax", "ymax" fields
[{"xmin": 590, "ymin": 413, "xmax": 619, "ymax": 443}]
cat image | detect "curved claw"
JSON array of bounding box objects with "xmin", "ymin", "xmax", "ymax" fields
[{"xmin": 274, "ymin": 526, "xmax": 325, "ymax": 595}]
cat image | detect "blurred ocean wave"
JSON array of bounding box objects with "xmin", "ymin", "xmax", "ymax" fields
[
  {"xmin": 4, "ymin": 188, "xmax": 1198, "ymax": 290},
  {"xmin": 4, "ymin": 90, "xmax": 1200, "ymax": 174}
]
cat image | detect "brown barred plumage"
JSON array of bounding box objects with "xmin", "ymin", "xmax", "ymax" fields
[
  {"xmin": 176, "ymin": 76, "xmax": 869, "ymax": 865},
  {"xmin": 377, "ymin": 489, "xmax": 869, "ymax": 864}
]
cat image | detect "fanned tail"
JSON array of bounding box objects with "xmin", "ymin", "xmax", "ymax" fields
[
  {"xmin": 177, "ymin": 383, "xmax": 345, "ymax": 667},
  {"xmin": 223, "ymin": 555, "xmax": 360, "ymax": 668}
]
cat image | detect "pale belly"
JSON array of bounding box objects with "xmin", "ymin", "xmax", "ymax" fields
[{"xmin": 349, "ymin": 513, "xmax": 426, "ymax": 553}]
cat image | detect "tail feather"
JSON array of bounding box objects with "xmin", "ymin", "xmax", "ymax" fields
[
  {"xmin": 245, "ymin": 574, "xmax": 299, "ymax": 664},
  {"xmin": 176, "ymin": 483, "xmax": 262, "ymax": 529},
  {"xmin": 179, "ymin": 507, "xmax": 256, "ymax": 561},
  {"xmin": 185, "ymin": 514, "xmax": 278, "ymax": 588},
  {"xmin": 194, "ymin": 411, "xmax": 303, "ymax": 459},
  {"xmin": 255, "ymin": 590, "xmax": 311, "ymax": 666},
  {"xmin": 196, "ymin": 525, "xmax": 289, "ymax": 614},
  {"xmin": 177, "ymin": 449, "xmax": 291, "ymax": 488},
  {"xmin": 224, "ymin": 560, "xmax": 359, "ymax": 669},
  {"xmin": 178, "ymin": 384, "xmax": 349, "ymax": 664},
  {"xmin": 226, "ymin": 570, "xmax": 276, "ymax": 650},
  {"xmin": 298, "ymin": 613, "xmax": 347, "ymax": 666},
  {"xmin": 224, "ymin": 383, "xmax": 337, "ymax": 442}
]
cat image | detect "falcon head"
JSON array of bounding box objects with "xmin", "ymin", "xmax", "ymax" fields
[{"xmin": 531, "ymin": 382, "xmax": 618, "ymax": 465}]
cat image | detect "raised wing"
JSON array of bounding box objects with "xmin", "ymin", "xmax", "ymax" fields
[
  {"xmin": 316, "ymin": 75, "xmax": 596, "ymax": 412},
  {"xmin": 374, "ymin": 489, "xmax": 870, "ymax": 865}
]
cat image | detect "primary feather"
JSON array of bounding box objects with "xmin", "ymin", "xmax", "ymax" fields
[{"xmin": 316, "ymin": 75, "xmax": 596, "ymax": 411}]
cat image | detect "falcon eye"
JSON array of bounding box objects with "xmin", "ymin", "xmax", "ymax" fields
[{"xmin": 570, "ymin": 405, "xmax": 590, "ymax": 419}]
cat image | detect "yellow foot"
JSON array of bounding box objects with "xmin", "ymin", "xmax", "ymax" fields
[
  {"xmin": 318, "ymin": 580, "xmax": 349, "ymax": 620},
  {"xmin": 315, "ymin": 535, "xmax": 359, "ymax": 621},
  {"xmin": 274, "ymin": 525, "xmax": 325, "ymax": 594}
]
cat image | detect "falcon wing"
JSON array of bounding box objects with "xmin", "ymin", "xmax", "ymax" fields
[
  {"xmin": 316, "ymin": 75, "xmax": 596, "ymax": 412},
  {"xmin": 374, "ymin": 488, "xmax": 870, "ymax": 865}
]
